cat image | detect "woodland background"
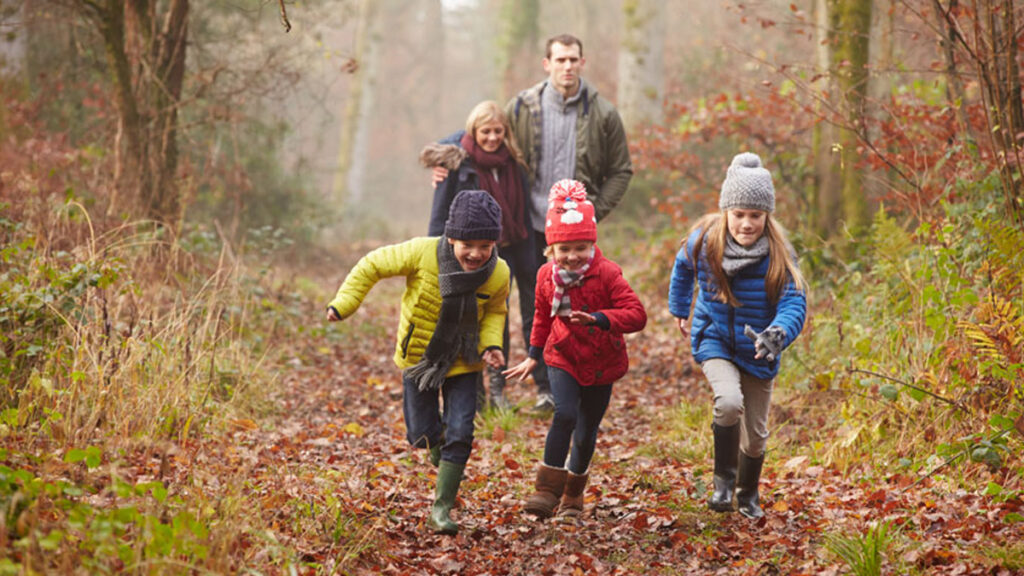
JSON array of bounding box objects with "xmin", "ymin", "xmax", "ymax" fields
[{"xmin": 0, "ymin": 0, "xmax": 1022, "ymax": 574}]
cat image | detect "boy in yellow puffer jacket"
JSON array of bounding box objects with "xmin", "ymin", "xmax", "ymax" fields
[{"xmin": 326, "ymin": 190, "xmax": 510, "ymax": 535}]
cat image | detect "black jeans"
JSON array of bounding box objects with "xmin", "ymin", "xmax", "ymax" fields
[
  {"xmin": 542, "ymin": 366, "xmax": 613, "ymax": 474},
  {"xmin": 403, "ymin": 371, "xmax": 477, "ymax": 465}
]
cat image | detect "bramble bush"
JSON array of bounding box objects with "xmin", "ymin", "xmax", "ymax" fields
[{"xmin": 0, "ymin": 80, "xmax": 327, "ymax": 571}]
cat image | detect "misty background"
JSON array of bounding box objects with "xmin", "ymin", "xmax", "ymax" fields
[{"xmin": 0, "ymin": 0, "xmax": 939, "ymax": 244}]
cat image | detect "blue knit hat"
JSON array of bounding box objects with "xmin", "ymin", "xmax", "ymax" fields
[
  {"xmin": 719, "ymin": 152, "xmax": 775, "ymax": 213},
  {"xmin": 445, "ymin": 190, "xmax": 503, "ymax": 241}
]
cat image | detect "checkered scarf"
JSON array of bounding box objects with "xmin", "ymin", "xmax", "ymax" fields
[{"xmin": 550, "ymin": 247, "xmax": 595, "ymax": 317}]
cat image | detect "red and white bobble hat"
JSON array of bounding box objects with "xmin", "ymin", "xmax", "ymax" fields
[{"xmin": 545, "ymin": 179, "xmax": 597, "ymax": 245}]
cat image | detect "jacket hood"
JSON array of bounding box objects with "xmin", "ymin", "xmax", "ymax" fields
[{"xmin": 419, "ymin": 142, "xmax": 467, "ymax": 171}]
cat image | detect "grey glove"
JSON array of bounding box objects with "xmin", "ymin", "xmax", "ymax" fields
[{"xmin": 743, "ymin": 325, "xmax": 785, "ymax": 362}]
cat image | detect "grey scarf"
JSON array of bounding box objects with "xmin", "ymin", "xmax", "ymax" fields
[
  {"xmin": 722, "ymin": 235, "xmax": 769, "ymax": 277},
  {"xmin": 403, "ymin": 236, "xmax": 497, "ymax": 392}
]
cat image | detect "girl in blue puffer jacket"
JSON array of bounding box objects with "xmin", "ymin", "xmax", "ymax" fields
[{"xmin": 668, "ymin": 152, "xmax": 807, "ymax": 519}]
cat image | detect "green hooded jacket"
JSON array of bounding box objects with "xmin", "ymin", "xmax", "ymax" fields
[{"xmin": 504, "ymin": 80, "xmax": 633, "ymax": 221}]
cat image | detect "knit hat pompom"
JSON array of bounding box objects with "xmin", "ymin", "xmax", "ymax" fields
[
  {"xmin": 445, "ymin": 190, "xmax": 503, "ymax": 241},
  {"xmin": 545, "ymin": 179, "xmax": 597, "ymax": 245},
  {"xmin": 719, "ymin": 152, "xmax": 775, "ymax": 213}
]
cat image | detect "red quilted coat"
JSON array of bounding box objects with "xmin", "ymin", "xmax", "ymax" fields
[{"xmin": 530, "ymin": 247, "xmax": 647, "ymax": 386}]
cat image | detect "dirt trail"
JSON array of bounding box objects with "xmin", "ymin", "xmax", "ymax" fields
[{"xmin": 224, "ymin": 284, "xmax": 1021, "ymax": 575}]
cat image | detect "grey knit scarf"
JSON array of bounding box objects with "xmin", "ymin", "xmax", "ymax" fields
[
  {"xmin": 722, "ymin": 235, "xmax": 769, "ymax": 277},
  {"xmin": 403, "ymin": 236, "xmax": 497, "ymax": 392}
]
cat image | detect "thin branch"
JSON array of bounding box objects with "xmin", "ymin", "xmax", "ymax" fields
[
  {"xmin": 278, "ymin": 0, "xmax": 291, "ymax": 32},
  {"xmin": 846, "ymin": 367, "xmax": 966, "ymax": 411},
  {"xmin": 900, "ymin": 428, "xmax": 1013, "ymax": 492}
]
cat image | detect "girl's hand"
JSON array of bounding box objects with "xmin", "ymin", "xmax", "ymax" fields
[
  {"xmin": 567, "ymin": 310, "xmax": 596, "ymax": 325},
  {"xmin": 431, "ymin": 167, "xmax": 449, "ymax": 189},
  {"xmin": 677, "ymin": 317, "xmax": 690, "ymax": 338},
  {"xmin": 326, "ymin": 307, "xmax": 342, "ymax": 322},
  {"xmin": 482, "ymin": 348, "xmax": 505, "ymax": 369},
  {"xmin": 503, "ymin": 358, "xmax": 537, "ymax": 383}
]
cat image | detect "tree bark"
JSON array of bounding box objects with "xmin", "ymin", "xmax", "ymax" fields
[
  {"xmin": 333, "ymin": 0, "xmax": 380, "ymax": 206},
  {"xmin": 931, "ymin": 0, "xmax": 975, "ymax": 141},
  {"xmin": 83, "ymin": 0, "xmax": 188, "ymax": 225},
  {"xmin": 813, "ymin": 0, "xmax": 842, "ymax": 237},
  {"xmin": 617, "ymin": 0, "xmax": 665, "ymax": 132},
  {"xmin": 991, "ymin": 0, "xmax": 1023, "ymax": 217},
  {"xmin": 496, "ymin": 0, "xmax": 539, "ymax": 103},
  {"xmin": 835, "ymin": 0, "xmax": 873, "ymax": 232}
]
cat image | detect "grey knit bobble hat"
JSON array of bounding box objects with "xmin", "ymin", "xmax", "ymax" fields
[
  {"xmin": 719, "ymin": 152, "xmax": 775, "ymax": 213},
  {"xmin": 445, "ymin": 190, "xmax": 503, "ymax": 241}
]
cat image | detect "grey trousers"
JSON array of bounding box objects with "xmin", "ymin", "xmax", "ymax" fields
[{"xmin": 702, "ymin": 358, "xmax": 773, "ymax": 458}]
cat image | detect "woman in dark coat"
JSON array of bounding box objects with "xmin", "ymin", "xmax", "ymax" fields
[{"xmin": 420, "ymin": 100, "xmax": 537, "ymax": 409}]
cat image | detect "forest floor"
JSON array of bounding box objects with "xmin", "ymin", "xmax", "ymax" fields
[{"xmin": 189, "ymin": 262, "xmax": 1022, "ymax": 575}]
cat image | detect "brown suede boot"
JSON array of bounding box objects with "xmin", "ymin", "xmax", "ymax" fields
[
  {"xmin": 524, "ymin": 464, "xmax": 568, "ymax": 519},
  {"xmin": 557, "ymin": 471, "xmax": 589, "ymax": 518}
]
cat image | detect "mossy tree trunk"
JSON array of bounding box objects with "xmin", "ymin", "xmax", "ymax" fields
[
  {"xmin": 617, "ymin": 0, "xmax": 664, "ymax": 132},
  {"xmin": 812, "ymin": 0, "xmax": 842, "ymax": 237},
  {"xmin": 79, "ymin": 0, "xmax": 188, "ymax": 226},
  {"xmin": 496, "ymin": 0, "xmax": 539, "ymax": 103},
  {"xmin": 835, "ymin": 0, "xmax": 873, "ymax": 234},
  {"xmin": 334, "ymin": 0, "xmax": 380, "ymax": 206}
]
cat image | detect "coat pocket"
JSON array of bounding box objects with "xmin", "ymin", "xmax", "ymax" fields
[{"xmin": 400, "ymin": 322, "xmax": 415, "ymax": 358}]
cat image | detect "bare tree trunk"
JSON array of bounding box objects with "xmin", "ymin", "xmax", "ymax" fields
[
  {"xmin": 990, "ymin": 0, "xmax": 1023, "ymax": 218},
  {"xmin": 813, "ymin": 0, "xmax": 842, "ymax": 237},
  {"xmin": 836, "ymin": 0, "xmax": 873, "ymax": 232},
  {"xmin": 931, "ymin": 0, "xmax": 975, "ymax": 140},
  {"xmin": 334, "ymin": 0, "xmax": 379, "ymax": 206},
  {"xmin": 82, "ymin": 0, "xmax": 188, "ymax": 225},
  {"xmin": 617, "ymin": 0, "xmax": 665, "ymax": 132},
  {"xmin": 496, "ymin": 0, "xmax": 539, "ymax": 102}
]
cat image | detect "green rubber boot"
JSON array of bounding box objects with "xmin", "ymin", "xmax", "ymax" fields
[
  {"xmin": 428, "ymin": 444, "xmax": 441, "ymax": 468},
  {"xmin": 427, "ymin": 460, "xmax": 465, "ymax": 535}
]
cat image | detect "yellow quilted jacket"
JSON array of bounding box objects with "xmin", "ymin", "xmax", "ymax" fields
[{"xmin": 328, "ymin": 237, "xmax": 510, "ymax": 376}]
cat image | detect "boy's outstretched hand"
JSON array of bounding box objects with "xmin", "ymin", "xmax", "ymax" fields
[
  {"xmin": 503, "ymin": 357, "xmax": 537, "ymax": 383},
  {"xmin": 482, "ymin": 348, "xmax": 505, "ymax": 370},
  {"xmin": 326, "ymin": 307, "xmax": 341, "ymax": 322}
]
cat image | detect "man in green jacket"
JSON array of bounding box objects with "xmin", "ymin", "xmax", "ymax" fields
[{"xmin": 504, "ymin": 33, "xmax": 634, "ymax": 413}]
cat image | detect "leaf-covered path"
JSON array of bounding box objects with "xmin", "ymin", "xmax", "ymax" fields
[{"xmin": 212, "ymin": 282, "xmax": 1022, "ymax": 575}]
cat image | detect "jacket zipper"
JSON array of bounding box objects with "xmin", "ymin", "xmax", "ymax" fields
[
  {"xmin": 728, "ymin": 307, "xmax": 736, "ymax": 353},
  {"xmin": 401, "ymin": 322, "xmax": 415, "ymax": 358}
]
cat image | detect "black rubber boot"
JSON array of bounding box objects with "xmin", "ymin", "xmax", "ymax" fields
[
  {"xmin": 709, "ymin": 423, "xmax": 740, "ymax": 512},
  {"xmin": 737, "ymin": 452, "xmax": 765, "ymax": 519},
  {"xmin": 428, "ymin": 460, "xmax": 465, "ymax": 534}
]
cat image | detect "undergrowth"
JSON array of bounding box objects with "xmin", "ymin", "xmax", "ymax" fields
[{"xmin": 0, "ymin": 178, "xmax": 327, "ymax": 571}]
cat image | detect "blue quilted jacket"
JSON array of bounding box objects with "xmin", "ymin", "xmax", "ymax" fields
[{"xmin": 668, "ymin": 228, "xmax": 806, "ymax": 380}]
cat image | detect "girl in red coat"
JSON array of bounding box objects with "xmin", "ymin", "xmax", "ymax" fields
[{"xmin": 505, "ymin": 179, "xmax": 647, "ymax": 519}]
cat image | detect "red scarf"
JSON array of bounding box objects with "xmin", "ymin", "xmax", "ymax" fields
[{"xmin": 460, "ymin": 132, "xmax": 528, "ymax": 245}]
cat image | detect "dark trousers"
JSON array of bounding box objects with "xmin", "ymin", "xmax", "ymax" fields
[
  {"xmin": 542, "ymin": 366, "xmax": 613, "ymax": 474},
  {"xmin": 403, "ymin": 371, "xmax": 477, "ymax": 465}
]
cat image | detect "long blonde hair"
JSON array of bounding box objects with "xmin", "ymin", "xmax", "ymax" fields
[
  {"xmin": 687, "ymin": 212, "xmax": 807, "ymax": 306},
  {"xmin": 465, "ymin": 100, "xmax": 526, "ymax": 168}
]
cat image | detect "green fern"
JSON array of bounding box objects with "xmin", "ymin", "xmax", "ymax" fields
[
  {"xmin": 824, "ymin": 521, "xmax": 898, "ymax": 576},
  {"xmin": 960, "ymin": 295, "xmax": 1024, "ymax": 367},
  {"xmin": 977, "ymin": 218, "xmax": 1024, "ymax": 297}
]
